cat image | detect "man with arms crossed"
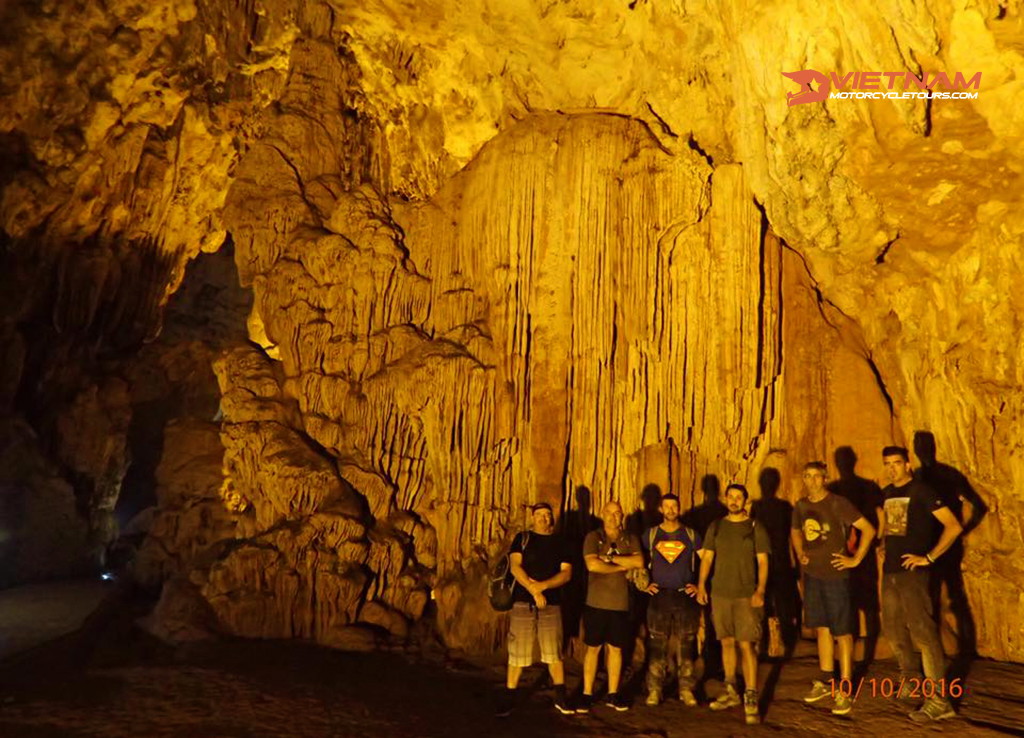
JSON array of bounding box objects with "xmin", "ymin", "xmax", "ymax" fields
[
  {"xmin": 579, "ymin": 500, "xmax": 643, "ymax": 713},
  {"xmin": 498, "ymin": 502, "xmax": 573, "ymax": 717},
  {"xmin": 792, "ymin": 460, "xmax": 876, "ymax": 715},
  {"xmin": 878, "ymin": 446, "xmax": 962, "ymax": 723},
  {"xmin": 697, "ymin": 483, "xmax": 769, "ymax": 725},
  {"xmin": 642, "ymin": 493, "xmax": 702, "ymax": 707}
]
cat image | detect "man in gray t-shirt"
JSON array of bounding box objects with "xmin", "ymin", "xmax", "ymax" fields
[
  {"xmin": 578, "ymin": 501, "xmax": 643, "ymax": 713},
  {"xmin": 791, "ymin": 460, "xmax": 875, "ymax": 716},
  {"xmin": 697, "ymin": 484, "xmax": 769, "ymax": 725}
]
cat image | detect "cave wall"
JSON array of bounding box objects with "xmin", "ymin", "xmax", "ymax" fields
[{"xmin": 1, "ymin": 0, "xmax": 1022, "ymax": 660}]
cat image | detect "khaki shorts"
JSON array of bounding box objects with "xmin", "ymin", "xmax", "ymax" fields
[
  {"xmin": 508, "ymin": 602, "xmax": 563, "ymax": 667},
  {"xmin": 711, "ymin": 596, "xmax": 763, "ymax": 643}
]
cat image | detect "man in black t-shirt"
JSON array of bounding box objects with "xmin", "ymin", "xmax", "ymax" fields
[
  {"xmin": 878, "ymin": 446, "xmax": 962, "ymax": 723},
  {"xmin": 497, "ymin": 502, "xmax": 573, "ymax": 718}
]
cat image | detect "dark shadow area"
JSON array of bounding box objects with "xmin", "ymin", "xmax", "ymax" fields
[
  {"xmin": 682, "ymin": 475, "xmax": 726, "ymax": 538},
  {"xmin": 626, "ymin": 483, "xmax": 663, "ymax": 538},
  {"xmin": 826, "ymin": 446, "xmax": 882, "ymax": 670},
  {"xmin": 913, "ymin": 430, "xmax": 987, "ymax": 690},
  {"xmin": 682, "ymin": 474, "xmax": 725, "ymax": 682},
  {"xmin": 558, "ymin": 485, "xmax": 599, "ymax": 651},
  {"xmin": 752, "ymin": 467, "xmax": 799, "ymax": 656},
  {"xmin": 751, "ymin": 467, "xmax": 797, "ymax": 719}
]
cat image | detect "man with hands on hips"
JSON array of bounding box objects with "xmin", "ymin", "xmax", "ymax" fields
[{"xmin": 877, "ymin": 445, "xmax": 962, "ymax": 724}]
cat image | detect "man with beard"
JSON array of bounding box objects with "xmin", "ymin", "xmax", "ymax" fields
[
  {"xmin": 642, "ymin": 494, "xmax": 702, "ymax": 708},
  {"xmin": 697, "ymin": 484, "xmax": 770, "ymax": 725}
]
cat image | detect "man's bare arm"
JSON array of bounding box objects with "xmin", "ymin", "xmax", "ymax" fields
[
  {"xmin": 928, "ymin": 506, "xmax": 963, "ymax": 560},
  {"xmin": 752, "ymin": 552, "xmax": 769, "ymax": 607},
  {"xmin": 696, "ymin": 550, "xmax": 714, "ymax": 604}
]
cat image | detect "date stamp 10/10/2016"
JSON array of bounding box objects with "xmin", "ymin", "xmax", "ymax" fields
[{"xmin": 830, "ymin": 678, "xmax": 966, "ymax": 700}]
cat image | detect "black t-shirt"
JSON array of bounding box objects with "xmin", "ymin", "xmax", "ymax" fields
[
  {"xmin": 881, "ymin": 479, "xmax": 944, "ymax": 573},
  {"xmin": 510, "ymin": 531, "xmax": 571, "ymax": 605}
]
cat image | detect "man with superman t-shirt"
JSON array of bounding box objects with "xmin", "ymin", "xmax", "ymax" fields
[{"xmin": 641, "ymin": 493, "xmax": 703, "ymax": 707}]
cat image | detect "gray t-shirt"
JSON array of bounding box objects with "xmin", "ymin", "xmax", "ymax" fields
[
  {"xmin": 792, "ymin": 493, "xmax": 862, "ymax": 580},
  {"xmin": 702, "ymin": 517, "xmax": 770, "ymax": 599},
  {"xmin": 583, "ymin": 529, "xmax": 642, "ymax": 611}
]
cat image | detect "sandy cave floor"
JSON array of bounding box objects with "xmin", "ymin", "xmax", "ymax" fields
[{"xmin": 0, "ymin": 585, "xmax": 1021, "ymax": 738}]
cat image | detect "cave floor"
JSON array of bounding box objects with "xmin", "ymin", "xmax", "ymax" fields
[{"xmin": 0, "ymin": 592, "xmax": 1021, "ymax": 737}]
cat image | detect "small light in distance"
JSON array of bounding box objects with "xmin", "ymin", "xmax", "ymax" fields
[{"xmin": 101, "ymin": 572, "xmax": 115, "ymax": 581}]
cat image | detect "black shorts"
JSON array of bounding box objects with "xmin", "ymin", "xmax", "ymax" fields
[{"xmin": 583, "ymin": 606, "xmax": 631, "ymax": 649}]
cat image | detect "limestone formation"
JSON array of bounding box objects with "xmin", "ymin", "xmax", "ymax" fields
[{"xmin": 0, "ymin": 0, "xmax": 1022, "ymax": 661}]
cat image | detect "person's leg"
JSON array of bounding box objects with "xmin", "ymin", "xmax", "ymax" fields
[
  {"xmin": 547, "ymin": 661, "xmax": 565, "ymax": 684},
  {"xmin": 678, "ymin": 598, "xmax": 700, "ymax": 697},
  {"xmin": 824, "ymin": 577, "xmax": 856, "ymax": 682},
  {"xmin": 646, "ymin": 594, "xmax": 669, "ymax": 698},
  {"xmin": 903, "ymin": 571, "xmax": 957, "ymax": 722},
  {"xmin": 836, "ymin": 634, "xmax": 854, "ymax": 680},
  {"xmin": 738, "ymin": 641, "xmax": 758, "ymax": 690},
  {"xmin": 507, "ymin": 665, "xmax": 524, "ymax": 689},
  {"xmin": 721, "ymin": 637, "xmax": 738, "ymax": 684},
  {"xmin": 538, "ymin": 605, "xmax": 565, "ymax": 685},
  {"xmin": 901, "ymin": 572, "xmax": 948, "ymax": 685},
  {"xmin": 507, "ymin": 602, "xmax": 535, "ymax": 686},
  {"xmin": 804, "ymin": 577, "xmax": 834, "ymax": 687},
  {"xmin": 583, "ymin": 646, "xmax": 601, "ymax": 695},
  {"xmin": 581, "ymin": 607, "xmax": 604, "ymax": 696},
  {"xmin": 880, "ymin": 574, "xmax": 923, "ymax": 681},
  {"xmin": 666, "ymin": 594, "xmax": 684, "ymax": 689},
  {"xmin": 607, "ymin": 645, "xmax": 624, "ymax": 694},
  {"xmin": 500, "ymin": 604, "xmax": 534, "ymax": 716},
  {"xmin": 816, "ymin": 628, "xmax": 834, "ymax": 674},
  {"xmin": 708, "ymin": 598, "xmax": 742, "ymax": 710}
]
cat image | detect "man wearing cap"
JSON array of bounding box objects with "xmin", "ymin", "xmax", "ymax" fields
[{"xmin": 497, "ymin": 502, "xmax": 573, "ymax": 717}]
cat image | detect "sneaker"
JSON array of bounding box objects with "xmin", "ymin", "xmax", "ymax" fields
[
  {"xmin": 605, "ymin": 692, "xmax": 617, "ymax": 708},
  {"xmin": 611, "ymin": 693, "xmax": 630, "ymax": 712},
  {"xmin": 679, "ymin": 688, "xmax": 698, "ymax": 707},
  {"xmin": 832, "ymin": 691, "xmax": 853, "ymax": 716},
  {"xmin": 495, "ymin": 689, "xmax": 515, "ymax": 718},
  {"xmin": 744, "ymin": 690, "xmax": 759, "ymax": 725},
  {"xmin": 553, "ymin": 686, "xmax": 573, "ymax": 715},
  {"xmin": 575, "ymin": 693, "xmax": 593, "ymax": 714},
  {"xmin": 645, "ymin": 689, "xmax": 661, "ymax": 707},
  {"xmin": 909, "ymin": 698, "xmax": 956, "ymax": 723},
  {"xmin": 803, "ymin": 680, "xmax": 831, "ymax": 703},
  {"xmin": 709, "ymin": 683, "xmax": 741, "ymax": 711}
]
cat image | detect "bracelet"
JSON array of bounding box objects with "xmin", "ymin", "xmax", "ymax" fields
[{"xmin": 925, "ymin": 553, "xmax": 935, "ymax": 563}]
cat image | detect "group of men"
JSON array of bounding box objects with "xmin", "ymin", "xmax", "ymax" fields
[{"xmin": 497, "ymin": 445, "xmax": 964, "ymax": 725}]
